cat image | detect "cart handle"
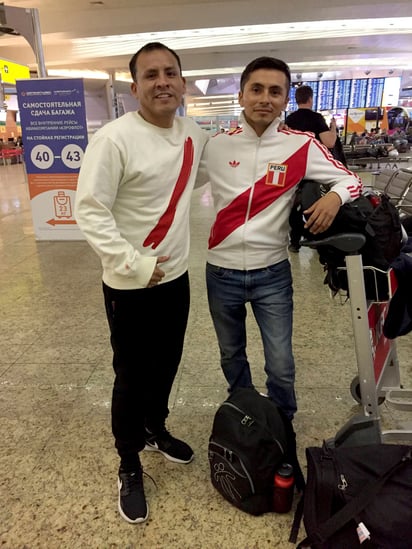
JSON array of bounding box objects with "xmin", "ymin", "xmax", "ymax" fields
[{"xmin": 301, "ymin": 232, "xmax": 366, "ymax": 254}]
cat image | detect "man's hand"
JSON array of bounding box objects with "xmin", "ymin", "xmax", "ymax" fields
[
  {"xmin": 303, "ymin": 192, "xmax": 342, "ymax": 234},
  {"xmin": 147, "ymin": 256, "xmax": 169, "ymax": 288}
]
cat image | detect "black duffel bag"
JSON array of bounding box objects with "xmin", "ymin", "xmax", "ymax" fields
[{"xmin": 291, "ymin": 443, "xmax": 412, "ymax": 548}]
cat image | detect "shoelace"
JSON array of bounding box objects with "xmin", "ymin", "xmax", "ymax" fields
[
  {"xmin": 143, "ymin": 471, "xmax": 158, "ymax": 490},
  {"xmin": 121, "ymin": 470, "xmax": 143, "ymax": 495},
  {"xmin": 121, "ymin": 470, "xmax": 158, "ymax": 493}
]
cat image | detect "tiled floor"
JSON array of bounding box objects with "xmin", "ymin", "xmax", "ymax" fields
[{"xmin": 1, "ymin": 163, "xmax": 411, "ymax": 548}]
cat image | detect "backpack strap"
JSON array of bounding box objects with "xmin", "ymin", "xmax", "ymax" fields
[
  {"xmin": 289, "ymin": 492, "xmax": 304, "ymax": 543},
  {"xmin": 289, "ymin": 445, "xmax": 335, "ymax": 544},
  {"xmin": 296, "ymin": 448, "xmax": 411, "ymax": 547}
]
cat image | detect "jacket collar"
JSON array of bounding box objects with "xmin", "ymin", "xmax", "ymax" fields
[{"xmin": 239, "ymin": 111, "xmax": 283, "ymax": 138}]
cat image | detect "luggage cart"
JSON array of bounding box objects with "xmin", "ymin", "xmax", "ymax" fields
[{"xmin": 303, "ymin": 233, "xmax": 412, "ymax": 447}]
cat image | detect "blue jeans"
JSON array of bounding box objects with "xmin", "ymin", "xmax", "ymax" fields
[{"xmin": 206, "ymin": 260, "xmax": 297, "ymax": 419}]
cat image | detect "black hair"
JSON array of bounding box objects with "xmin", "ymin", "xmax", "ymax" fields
[
  {"xmin": 240, "ymin": 57, "xmax": 291, "ymax": 92},
  {"xmin": 295, "ymin": 85, "xmax": 313, "ymax": 104},
  {"xmin": 129, "ymin": 42, "xmax": 182, "ymax": 82}
]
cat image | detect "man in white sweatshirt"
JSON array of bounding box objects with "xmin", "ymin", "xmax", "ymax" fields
[
  {"xmin": 204, "ymin": 56, "xmax": 362, "ymax": 422},
  {"xmin": 75, "ymin": 43, "xmax": 208, "ymax": 524}
]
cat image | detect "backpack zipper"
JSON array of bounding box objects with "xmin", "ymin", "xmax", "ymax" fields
[{"xmin": 220, "ymin": 401, "xmax": 285, "ymax": 454}]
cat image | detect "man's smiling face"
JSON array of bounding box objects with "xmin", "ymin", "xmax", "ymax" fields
[
  {"xmin": 238, "ymin": 69, "xmax": 289, "ymax": 136},
  {"xmin": 131, "ymin": 48, "xmax": 186, "ymax": 128}
]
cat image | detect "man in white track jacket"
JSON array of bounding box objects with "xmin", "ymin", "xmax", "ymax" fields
[
  {"xmin": 75, "ymin": 43, "xmax": 208, "ymax": 525},
  {"xmin": 204, "ymin": 56, "xmax": 362, "ymax": 421}
]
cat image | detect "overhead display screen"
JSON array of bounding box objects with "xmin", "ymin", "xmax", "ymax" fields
[
  {"xmin": 366, "ymin": 78, "xmax": 385, "ymax": 108},
  {"xmin": 317, "ymin": 80, "xmax": 335, "ymax": 111},
  {"xmin": 349, "ymin": 78, "xmax": 368, "ymax": 108},
  {"xmin": 287, "ymin": 85, "xmax": 298, "ymax": 112},
  {"xmin": 287, "ymin": 77, "xmax": 399, "ymax": 113},
  {"xmin": 305, "ymin": 81, "xmax": 319, "ymax": 109},
  {"xmin": 334, "ymin": 79, "xmax": 352, "ymax": 109},
  {"xmin": 382, "ymin": 77, "xmax": 401, "ymax": 106}
]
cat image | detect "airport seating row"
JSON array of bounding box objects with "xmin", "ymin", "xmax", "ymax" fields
[{"xmin": 370, "ymin": 168, "xmax": 412, "ymax": 217}]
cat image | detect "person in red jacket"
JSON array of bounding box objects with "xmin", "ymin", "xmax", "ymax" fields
[{"xmin": 204, "ymin": 56, "xmax": 362, "ymax": 421}]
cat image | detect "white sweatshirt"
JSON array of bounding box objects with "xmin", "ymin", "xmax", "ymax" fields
[
  {"xmin": 205, "ymin": 113, "xmax": 363, "ymax": 270},
  {"xmin": 75, "ymin": 111, "xmax": 208, "ymax": 289}
]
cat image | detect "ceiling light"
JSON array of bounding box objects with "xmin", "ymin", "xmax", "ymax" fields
[
  {"xmin": 72, "ymin": 17, "xmax": 412, "ymax": 59},
  {"xmin": 47, "ymin": 69, "xmax": 110, "ymax": 79}
]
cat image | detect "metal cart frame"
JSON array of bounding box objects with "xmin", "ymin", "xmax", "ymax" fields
[{"xmin": 304, "ymin": 233, "xmax": 412, "ymax": 447}]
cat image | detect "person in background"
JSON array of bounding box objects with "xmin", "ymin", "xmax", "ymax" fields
[
  {"xmin": 285, "ymin": 85, "xmax": 338, "ymax": 251},
  {"xmin": 204, "ymin": 56, "xmax": 362, "ymax": 421},
  {"xmin": 75, "ymin": 42, "xmax": 208, "ymax": 525},
  {"xmin": 349, "ymin": 131, "xmax": 359, "ymax": 146}
]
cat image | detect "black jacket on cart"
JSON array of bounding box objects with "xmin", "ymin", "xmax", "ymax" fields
[{"xmin": 383, "ymin": 237, "xmax": 412, "ymax": 338}]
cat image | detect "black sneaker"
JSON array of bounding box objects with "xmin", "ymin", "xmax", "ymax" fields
[
  {"xmin": 117, "ymin": 468, "xmax": 149, "ymax": 524},
  {"xmin": 144, "ymin": 428, "xmax": 194, "ymax": 464}
]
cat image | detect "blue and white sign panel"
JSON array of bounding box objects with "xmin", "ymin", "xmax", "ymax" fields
[{"xmin": 16, "ymin": 78, "xmax": 88, "ymax": 240}]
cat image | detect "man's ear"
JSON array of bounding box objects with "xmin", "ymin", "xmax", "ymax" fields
[
  {"xmin": 238, "ymin": 91, "xmax": 244, "ymax": 107},
  {"xmin": 131, "ymin": 81, "xmax": 139, "ymax": 99}
]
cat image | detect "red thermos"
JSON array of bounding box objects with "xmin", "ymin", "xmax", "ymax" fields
[{"xmin": 273, "ymin": 463, "xmax": 294, "ymax": 513}]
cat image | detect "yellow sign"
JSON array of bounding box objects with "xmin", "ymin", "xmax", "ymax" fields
[{"xmin": 0, "ymin": 59, "xmax": 30, "ymax": 85}]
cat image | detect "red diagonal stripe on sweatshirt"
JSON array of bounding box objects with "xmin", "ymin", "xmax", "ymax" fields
[
  {"xmin": 144, "ymin": 137, "xmax": 194, "ymax": 249},
  {"xmin": 208, "ymin": 141, "xmax": 310, "ymax": 249}
]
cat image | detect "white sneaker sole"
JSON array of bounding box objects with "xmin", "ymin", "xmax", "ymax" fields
[{"xmin": 117, "ymin": 478, "xmax": 149, "ymax": 524}]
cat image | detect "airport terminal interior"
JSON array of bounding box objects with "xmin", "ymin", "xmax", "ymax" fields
[
  {"xmin": 1, "ymin": 160, "xmax": 412, "ymax": 548},
  {"xmin": 1, "ymin": 0, "xmax": 412, "ymax": 547}
]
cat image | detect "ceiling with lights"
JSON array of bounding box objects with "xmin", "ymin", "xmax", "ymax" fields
[{"xmin": 1, "ymin": 0, "xmax": 412, "ymax": 116}]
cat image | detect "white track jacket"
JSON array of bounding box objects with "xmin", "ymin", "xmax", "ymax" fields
[{"xmin": 205, "ymin": 114, "xmax": 363, "ymax": 270}]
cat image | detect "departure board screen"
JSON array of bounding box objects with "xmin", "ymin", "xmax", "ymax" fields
[
  {"xmin": 382, "ymin": 77, "xmax": 401, "ymax": 106},
  {"xmin": 365, "ymin": 78, "xmax": 385, "ymax": 107},
  {"xmin": 287, "ymin": 85, "xmax": 298, "ymax": 112},
  {"xmin": 305, "ymin": 81, "xmax": 319, "ymax": 109},
  {"xmin": 317, "ymin": 80, "xmax": 335, "ymax": 110},
  {"xmin": 350, "ymin": 78, "xmax": 368, "ymax": 108},
  {"xmin": 287, "ymin": 78, "xmax": 391, "ymax": 112},
  {"xmin": 334, "ymin": 79, "xmax": 352, "ymax": 109}
]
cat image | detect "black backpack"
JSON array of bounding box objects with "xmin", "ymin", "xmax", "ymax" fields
[
  {"xmin": 290, "ymin": 181, "xmax": 403, "ymax": 300},
  {"xmin": 291, "ymin": 443, "xmax": 412, "ymax": 548},
  {"xmin": 208, "ymin": 388, "xmax": 304, "ymax": 515}
]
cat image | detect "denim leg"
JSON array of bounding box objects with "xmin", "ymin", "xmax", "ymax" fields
[
  {"xmin": 206, "ymin": 263, "xmax": 253, "ymax": 392},
  {"xmin": 249, "ymin": 260, "xmax": 297, "ymax": 419}
]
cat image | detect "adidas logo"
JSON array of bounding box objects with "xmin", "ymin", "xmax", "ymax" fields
[{"xmin": 229, "ymin": 160, "xmax": 240, "ymax": 167}]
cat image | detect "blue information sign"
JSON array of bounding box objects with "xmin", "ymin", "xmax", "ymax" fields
[
  {"xmin": 15, "ymin": 78, "xmax": 88, "ymax": 240},
  {"xmin": 16, "ymin": 78, "xmax": 88, "ymax": 174}
]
